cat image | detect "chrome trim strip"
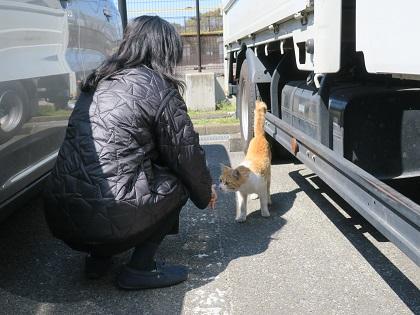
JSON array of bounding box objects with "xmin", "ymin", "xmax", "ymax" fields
[{"xmin": 1, "ymin": 150, "xmax": 58, "ymax": 189}]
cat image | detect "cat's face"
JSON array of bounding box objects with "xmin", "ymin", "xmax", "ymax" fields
[{"xmin": 218, "ymin": 164, "xmax": 249, "ymax": 192}]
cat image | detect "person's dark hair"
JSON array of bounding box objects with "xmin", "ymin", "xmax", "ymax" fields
[{"xmin": 81, "ymin": 15, "xmax": 184, "ymax": 93}]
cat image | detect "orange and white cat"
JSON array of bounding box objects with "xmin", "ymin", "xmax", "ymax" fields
[{"xmin": 219, "ymin": 100, "xmax": 272, "ymax": 222}]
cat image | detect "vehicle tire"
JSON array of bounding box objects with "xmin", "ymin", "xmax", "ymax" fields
[
  {"xmin": 237, "ymin": 60, "xmax": 257, "ymax": 153},
  {"xmin": 237, "ymin": 60, "xmax": 293, "ymax": 161},
  {"xmin": 0, "ymin": 82, "xmax": 29, "ymax": 144}
]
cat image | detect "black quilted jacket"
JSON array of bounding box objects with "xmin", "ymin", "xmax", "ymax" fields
[{"xmin": 44, "ymin": 66, "xmax": 212, "ymax": 248}]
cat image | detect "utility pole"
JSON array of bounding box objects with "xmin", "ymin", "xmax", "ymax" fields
[{"xmin": 195, "ymin": 0, "xmax": 202, "ymax": 72}]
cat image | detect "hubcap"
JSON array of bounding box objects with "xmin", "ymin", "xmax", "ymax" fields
[{"xmin": 0, "ymin": 90, "xmax": 24, "ymax": 133}]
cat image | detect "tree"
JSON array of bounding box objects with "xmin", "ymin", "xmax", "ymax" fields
[{"xmin": 175, "ymin": 7, "xmax": 222, "ymax": 35}]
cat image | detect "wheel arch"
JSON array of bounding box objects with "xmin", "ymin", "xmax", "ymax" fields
[{"xmin": 234, "ymin": 44, "xmax": 247, "ymax": 85}]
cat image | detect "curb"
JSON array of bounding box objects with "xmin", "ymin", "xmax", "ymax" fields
[
  {"xmin": 228, "ymin": 133, "xmax": 244, "ymax": 152},
  {"xmin": 190, "ymin": 112, "xmax": 236, "ymax": 120},
  {"xmin": 28, "ymin": 117, "xmax": 240, "ymax": 140},
  {"xmin": 194, "ymin": 123, "xmax": 239, "ymax": 136}
]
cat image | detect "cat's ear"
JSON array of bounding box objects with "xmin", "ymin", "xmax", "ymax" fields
[{"xmin": 232, "ymin": 168, "xmax": 241, "ymax": 179}]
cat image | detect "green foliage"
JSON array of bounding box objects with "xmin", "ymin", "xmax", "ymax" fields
[
  {"xmin": 173, "ymin": 8, "xmax": 222, "ymax": 34},
  {"xmin": 37, "ymin": 105, "xmax": 71, "ymax": 117},
  {"xmin": 188, "ymin": 100, "xmax": 236, "ymax": 119},
  {"xmin": 216, "ymin": 99, "xmax": 235, "ymax": 112}
]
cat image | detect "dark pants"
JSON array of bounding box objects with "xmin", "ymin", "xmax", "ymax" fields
[{"xmin": 68, "ymin": 208, "xmax": 181, "ymax": 258}]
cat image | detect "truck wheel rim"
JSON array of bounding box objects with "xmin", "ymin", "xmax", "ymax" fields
[
  {"xmin": 241, "ymin": 83, "xmax": 249, "ymax": 141},
  {"xmin": 0, "ymin": 91, "xmax": 24, "ymax": 133}
]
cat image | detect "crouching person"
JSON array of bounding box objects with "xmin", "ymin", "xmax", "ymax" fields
[{"xmin": 43, "ymin": 16, "xmax": 217, "ymax": 290}]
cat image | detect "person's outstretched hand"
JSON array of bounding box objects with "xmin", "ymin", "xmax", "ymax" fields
[{"xmin": 208, "ymin": 184, "xmax": 217, "ymax": 209}]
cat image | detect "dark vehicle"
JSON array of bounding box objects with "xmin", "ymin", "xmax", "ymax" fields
[{"xmin": 0, "ymin": 0, "xmax": 123, "ymax": 219}]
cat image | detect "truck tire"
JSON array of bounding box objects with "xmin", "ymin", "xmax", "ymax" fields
[
  {"xmin": 237, "ymin": 60, "xmax": 293, "ymax": 161},
  {"xmin": 237, "ymin": 60, "xmax": 257, "ymax": 152},
  {"xmin": 0, "ymin": 82, "xmax": 29, "ymax": 144}
]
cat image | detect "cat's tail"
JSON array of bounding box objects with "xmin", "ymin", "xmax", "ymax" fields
[{"xmin": 254, "ymin": 100, "xmax": 267, "ymax": 137}]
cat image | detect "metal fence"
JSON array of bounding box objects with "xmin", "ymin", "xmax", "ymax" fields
[{"xmin": 120, "ymin": 0, "xmax": 224, "ymax": 73}]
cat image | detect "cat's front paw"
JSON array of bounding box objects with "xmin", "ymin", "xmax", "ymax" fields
[{"xmin": 235, "ymin": 215, "xmax": 247, "ymax": 223}]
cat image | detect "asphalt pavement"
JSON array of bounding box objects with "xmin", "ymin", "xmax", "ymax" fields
[{"xmin": 0, "ymin": 137, "xmax": 419, "ymax": 315}]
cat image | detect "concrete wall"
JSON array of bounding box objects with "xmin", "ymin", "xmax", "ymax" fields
[
  {"xmin": 183, "ymin": 72, "xmax": 226, "ymax": 111},
  {"xmin": 215, "ymin": 74, "xmax": 225, "ymax": 104}
]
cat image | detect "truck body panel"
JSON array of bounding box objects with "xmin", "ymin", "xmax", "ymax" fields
[
  {"xmin": 223, "ymin": 0, "xmax": 308, "ymax": 46},
  {"xmin": 356, "ymin": 0, "xmax": 420, "ymax": 76}
]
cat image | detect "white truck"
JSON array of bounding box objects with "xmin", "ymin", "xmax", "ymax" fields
[{"xmin": 223, "ymin": 0, "xmax": 420, "ymax": 265}]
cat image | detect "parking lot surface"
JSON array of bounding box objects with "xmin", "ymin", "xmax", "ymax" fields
[{"xmin": 0, "ymin": 138, "xmax": 419, "ymax": 315}]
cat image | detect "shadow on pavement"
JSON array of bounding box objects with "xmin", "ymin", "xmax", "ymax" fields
[
  {"xmin": 0, "ymin": 144, "xmax": 297, "ymax": 314},
  {"xmin": 288, "ymin": 170, "xmax": 420, "ymax": 314}
]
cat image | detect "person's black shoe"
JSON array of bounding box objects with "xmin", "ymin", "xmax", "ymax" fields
[
  {"xmin": 85, "ymin": 254, "xmax": 112, "ymax": 279},
  {"xmin": 117, "ymin": 261, "xmax": 188, "ymax": 290}
]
